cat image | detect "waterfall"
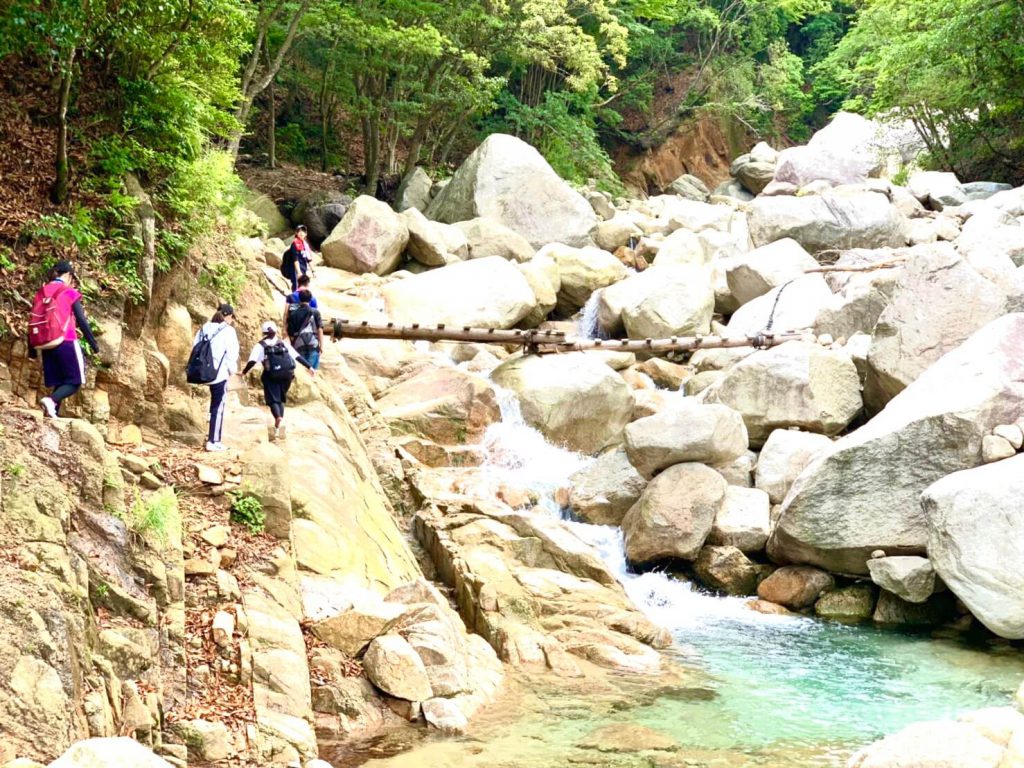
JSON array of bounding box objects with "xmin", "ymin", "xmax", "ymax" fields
[{"xmin": 576, "ymin": 290, "xmax": 607, "ymax": 340}]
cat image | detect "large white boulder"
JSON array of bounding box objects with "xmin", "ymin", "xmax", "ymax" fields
[
  {"xmin": 516, "ymin": 252, "xmax": 560, "ymax": 328},
  {"xmin": 621, "ymin": 265, "xmax": 715, "ymax": 339},
  {"xmin": 748, "ymin": 191, "xmax": 908, "ymax": 254},
  {"xmin": 322, "ymin": 195, "xmax": 410, "ymax": 275},
  {"xmin": 701, "ymin": 342, "xmax": 863, "ymax": 446},
  {"xmin": 864, "ymin": 244, "xmax": 1020, "ymax": 411},
  {"xmin": 846, "ymin": 721, "xmax": 1004, "ymax": 768},
  {"xmin": 866, "ymin": 556, "xmax": 936, "ymax": 604},
  {"xmin": 491, "ymin": 352, "xmax": 634, "ymax": 453},
  {"xmin": 542, "ymin": 243, "xmax": 629, "ymax": 315},
  {"xmin": 923, "ymin": 455, "xmax": 1024, "ymax": 638},
  {"xmin": 426, "ymin": 133, "xmax": 597, "ymax": 248},
  {"xmin": 725, "ymin": 274, "xmax": 833, "ymax": 337},
  {"xmin": 382, "ymin": 256, "xmax": 536, "ymax": 329},
  {"xmin": 754, "ymin": 429, "xmax": 834, "ymax": 505},
  {"xmin": 651, "ymin": 228, "xmax": 708, "ymax": 268},
  {"xmin": 768, "ymin": 314, "xmax": 1024, "ymax": 575},
  {"xmin": 773, "ymin": 145, "xmax": 876, "ymax": 189},
  {"xmin": 725, "ymin": 238, "xmax": 819, "ymax": 306},
  {"xmin": 907, "ymin": 171, "xmax": 966, "ymax": 210},
  {"xmin": 707, "ymin": 486, "xmax": 771, "ymax": 553},
  {"xmin": 624, "ymin": 400, "xmax": 748, "ymax": 478},
  {"xmin": 622, "ymin": 463, "xmax": 727, "ymax": 565}
]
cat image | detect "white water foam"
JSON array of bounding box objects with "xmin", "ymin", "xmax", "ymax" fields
[{"xmin": 576, "ymin": 290, "xmax": 606, "ymax": 339}]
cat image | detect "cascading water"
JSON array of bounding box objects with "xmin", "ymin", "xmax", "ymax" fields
[
  {"xmin": 576, "ymin": 290, "xmax": 608, "ymax": 340},
  {"xmin": 476, "ymin": 387, "xmax": 1024, "ymax": 765}
]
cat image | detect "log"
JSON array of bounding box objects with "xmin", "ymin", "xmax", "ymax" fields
[{"xmin": 323, "ymin": 318, "xmax": 813, "ymax": 355}]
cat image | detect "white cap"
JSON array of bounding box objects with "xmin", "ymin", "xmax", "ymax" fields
[{"xmin": 261, "ymin": 320, "xmax": 278, "ymax": 335}]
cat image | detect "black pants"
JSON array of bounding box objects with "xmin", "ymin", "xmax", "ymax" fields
[
  {"xmin": 262, "ymin": 373, "xmax": 293, "ymax": 419},
  {"xmin": 208, "ymin": 380, "xmax": 227, "ymax": 443}
]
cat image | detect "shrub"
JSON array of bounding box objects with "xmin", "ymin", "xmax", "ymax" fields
[
  {"xmin": 122, "ymin": 487, "xmax": 181, "ymax": 549},
  {"xmin": 199, "ymin": 256, "xmax": 248, "ymax": 304},
  {"xmin": 229, "ymin": 491, "xmax": 265, "ymax": 534}
]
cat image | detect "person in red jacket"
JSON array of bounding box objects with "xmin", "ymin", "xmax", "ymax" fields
[
  {"xmin": 287, "ymin": 225, "xmax": 312, "ymax": 292},
  {"xmin": 27, "ymin": 260, "xmax": 99, "ymax": 417}
]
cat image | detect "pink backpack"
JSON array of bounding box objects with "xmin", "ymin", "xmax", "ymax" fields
[{"xmin": 28, "ymin": 283, "xmax": 72, "ymax": 350}]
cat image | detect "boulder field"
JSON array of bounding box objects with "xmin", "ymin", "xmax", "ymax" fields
[{"xmin": 4, "ymin": 115, "xmax": 1024, "ymax": 767}]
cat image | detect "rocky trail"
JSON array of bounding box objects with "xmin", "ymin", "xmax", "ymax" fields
[{"xmin": 3, "ymin": 111, "xmax": 1024, "ymax": 767}]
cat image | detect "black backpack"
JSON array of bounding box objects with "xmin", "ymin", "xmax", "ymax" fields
[
  {"xmin": 286, "ymin": 304, "xmax": 318, "ymax": 350},
  {"xmin": 280, "ymin": 242, "xmax": 298, "ymax": 279},
  {"xmin": 262, "ymin": 340, "xmax": 295, "ymax": 380},
  {"xmin": 186, "ymin": 326, "xmax": 226, "ymax": 385}
]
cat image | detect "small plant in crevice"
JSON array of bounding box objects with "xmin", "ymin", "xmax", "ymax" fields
[
  {"xmin": 229, "ymin": 490, "xmax": 265, "ymax": 534},
  {"xmin": 5, "ymin": 462, "xmax": 26, "ymax": 479},
  {"xmin": 121, "ymin": 487, "xmax": 181, "ymax": 548}
]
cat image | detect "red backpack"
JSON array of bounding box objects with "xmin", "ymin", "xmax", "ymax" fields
[{"xmin": 28, "ymin": 282, "xmax": 73, "ymax": 350}]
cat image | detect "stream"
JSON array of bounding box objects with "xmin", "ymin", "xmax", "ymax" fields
[{"xmin": 345, "ymin": 383, "xmax": 1024, "ymax": 767}]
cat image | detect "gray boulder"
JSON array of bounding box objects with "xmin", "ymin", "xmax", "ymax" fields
[
  {"xmin": 694, "ymin": 545, "xmax": 761, "ymax": 595},
  {"xmin": 322, "ymin": 195, "xmax": 409, "ymax": 274},
  {"xmin": 864, "ymin": 244, "xmax": 1019, "ymax": 412},
  {"xmin": 768, "ymin": 313, "xmax": 1024, "ymax": 575},
  {"xmin": 773, "ymin": 145, "xmax": 875, "ymax": 189},
  {"xmin": 454, "ymin": 217, "xmax": 534, "ymax": 262},
  {"xmin": 292, "ymin": 189, "xmax": 351, "ymax": 248},
  {"xmin": 402, "ymin": 208, "xmax": 468, "ymax": 266},
  {"xmin": 491, "ymin": 352, "xmax": 634, "ymax": 453},
  {"xmin": 667, "ymin": 173, "xmax": 710, "ymax": 201},
  {"xmin": 736, "ymin": 161, "xmax": 776, "ymax": 195},
  {"xmin": 426, "ymin": 133, "xmax": 597, "ymax": 248},
  {"xmin": 543, "ymin": 243, "xmax": 628, "ymax": 315},
  {"xmin": 395, "ymin": 167, "xmax": 433, "ymax": 213},
  {"xmin": 907, "ymin": 171, "xmax": 966, "ymax": 211},
  {"xmin": 622, "ymin": 463, "xmax": 726, "ymax": 565},
  {"xmin": 754, "ymin": 429, "xmax": 834, "ymax": 505},
  {"xmin": 725, "ymin": 238, "xmax": 819, "ymax": 306},
  {"xmin": 708, "ymin": 486, "xmax": 771, "ymax": 553},
  {"xmin": 702, "ymin": 342, "xmax": 862, "ymax": 446},
  {"xmin": 621, "ymin": 265, "xmax": 715, "ymax": 339},
  {"xmin": 748, "ymin": 191, "xmax": 908, "ymax": 254},
  {"xmin": 866, "ymin": 556, "xmax": 936, "ymax": 604},
  {"xmin": 923, "ymin": 455, "xmax": 1024, "ymax": 638},
  {"xmin": 725, "ymin": 274, "xmax": 833, "ymax": 337},
  {"xmin": 624, "ymin": 400, "xmax": 748, "ymax": 479},
  {"xmin": 567, "ymin": 449, "xmax": 647, "ymax": 526}
]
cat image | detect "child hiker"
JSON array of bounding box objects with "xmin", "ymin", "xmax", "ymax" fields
[
  {"xmin": 241, "ymin": 320, "xmax": 315, "ymax": 440},
  {"xmin": 283, "ymin": 225, "xmax": 312, "ymax": 292},
  {"xmin": 27, "ymin": 260, "xmax": 100, "ymax": 417},
  {"xmin": 285, "ymin": 290, "xmax": 323, "ymax": 369}
]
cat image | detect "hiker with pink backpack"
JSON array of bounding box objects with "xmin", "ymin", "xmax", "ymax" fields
[{"xmin": 27, "ymin": 260, "xmax": 99, "ymax": 417}]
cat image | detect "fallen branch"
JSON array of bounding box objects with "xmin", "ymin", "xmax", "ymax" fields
[{"xmin": 805, "ymin": 257, "xmax": 906, "ymax": 274}]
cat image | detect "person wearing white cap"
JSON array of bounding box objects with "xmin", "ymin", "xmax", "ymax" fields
[{"xmin": 241, "ymin": 320, "xmax": 315, "ymax": 440}]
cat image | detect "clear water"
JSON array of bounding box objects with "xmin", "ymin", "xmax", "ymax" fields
[{"xmin": 352, "ymin": 387, "xmax": 1024, "ymax": 767}]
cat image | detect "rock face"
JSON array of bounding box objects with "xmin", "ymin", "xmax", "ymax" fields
[
  {"xmin": 923, "ymin": 456, "xmax": 1024, "ymax": 638},
  {"xmin": 382, "ymin": 256, "xmax": 537, "ymax": 329},
  {"xmin": 748, "ymin": 192, "xmax": 908, "ymax": 254},
  {"xmin": 322, "ymin": 195, "xmax": 410, "ymax": 274},
  {"xmin": 864, "ymin": 246, "xmax": 1018, "ymax": 411},
  {"xmin": 769, "ymin": 314, "xmax": 1024, "ymax": 575},
  {"xmin": 624, "ymin": 401, "xmax": 749, "ymax": 478},
  {"xmin": 568, "ymin": 450, "xmax": 647, "ymax": 525},
  {"xmin": 754, "ymin": 429, "xmax": 834, "ymax": 505},
  {"xmin": 622, "ymin": 463, "xmax": 727, "ymax": 565},
  {"xmin": 426, "ymin": 134, "xmax": 597, "ymax": 248},
  {"xmin": 866, "ymin": 556, "xmax": 936, "ymax": 604},
  {"xmin": 726, "ymin": 238, "xmax": 819, "ymax": 306},
  {"xmin": 756, "ymin": 566, "xmax": 834, "ymax": 610},
  {"xmin": 491, "ymin": 353, "xmax": 634, "ymax": 453},
  {"xmin": 702, "ymin": 342, "xmax": 863, "ymax": 445}
]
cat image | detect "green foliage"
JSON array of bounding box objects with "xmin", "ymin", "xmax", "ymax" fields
[
  {"xmin": 199, "ymin": 257, "xmax": 248, "ymax": 304},
  {"xmin": 5, "ymin": 462, "xmax": 26, "ymax": 479},
  {"xmin": 820, "ymin": 0, "xmax": 1024, "ymax": 181},
  {"xmin": 229, "ymin": 491, "xmax": 265, "ymax": 534},
  {"xmin": 122, "ymin": 487, "xmax": 181, "ymax": 549}
]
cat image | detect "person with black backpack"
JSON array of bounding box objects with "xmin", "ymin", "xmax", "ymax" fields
[
  {"xmin": 279, "ymin": 225, "xmax": 312, "ymax": 292},
  {"xmin": 189, "ymin": 304, "xmax": 239, "ymax": 452},
  {"xmin": 241, "ymin": 320, "xmax": 315, "ymax": 440},
  {"xmin": 285, "ymin": 289, "xmax": 323, "ymax": 369}
]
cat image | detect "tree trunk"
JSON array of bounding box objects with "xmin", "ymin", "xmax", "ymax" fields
[
  {"xmin": 266, "ymin": 47, "xmax": 276, "ymax": 168},
  {"xmin": 51, "ymin": 51, "xmax": 76, "ymax": 204}
]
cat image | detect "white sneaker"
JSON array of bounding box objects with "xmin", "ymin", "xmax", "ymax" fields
[
  {"xmin": 270, "ymin": 426, "xmax": 279, "ymax": 442},
  {"xmin": 277, "ymin": 423, "xmax": 286, "ymax": 439},
  {"xmin": 205, "ymin": 441, "xmax": 227, "ymax": 452},
  {"xmin": 40, "ymin": 397, "xmax": 57, "ymax": 418}
]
